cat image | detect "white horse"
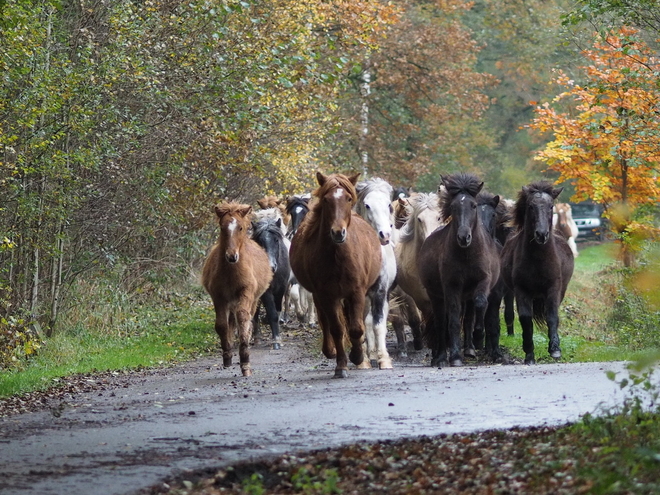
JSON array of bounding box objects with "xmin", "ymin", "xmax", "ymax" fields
[
  {"xmin": 553, "ymin": 203, "xmax": 579, "ymax": 258},
  {"xmin": 355, "ymin": 178, "xmax": 398, "ymax": 369},
  {"xmin": 394, "ymin": 192, "xmax": 444, "ymax": 323}
]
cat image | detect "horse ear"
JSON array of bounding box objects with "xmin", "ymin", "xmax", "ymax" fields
[
  {"xmin": 347, "ymin": 172, "xmax": 360, "ymax": 185},
  {"xmin": 214, "ymin": 204, "xmax": 227, "ymax": 218},
  {"xmin": 238, "ymin": 205, "xmax": 252, "ymax": 218},
  {"xmin": 275, "ymin": 218, "xmax": 282, "ymax": 228},
  {"xmin": 552, "ymin": 187, "xmax": 564, "ymax": 200},
  {"xmin": 492, "ymin": 195, "xmax": 500, "ymax": 208},
  {"xmin": 257, "ymin": 199, "xmax": 267, "ymax": 209},
  {"xmin": 476, "ymin": 181, "xmax": 484, "ymax": 194},
  {"xmin": 397, "ymin": 197, "xmax": 408, "ymax": 206},
  {"xmin": 316, "ymin": 171, "xmax": 327, "ymax": 186}
]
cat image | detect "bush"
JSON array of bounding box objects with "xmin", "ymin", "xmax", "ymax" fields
[{"xmin": 0, "ymin": 313, "xmax": 43, "ymax": 370}]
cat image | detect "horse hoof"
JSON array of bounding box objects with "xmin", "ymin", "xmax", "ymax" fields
[
  {"xmin": 413, "ymin": 338, "xmax": 424, "ymax": 351},
  {"xmin": 378, "ymin": 360, "xmax": 393, "ymax": 370},
  {"xmin": 242, "ymin": 368, "xmax": 252, "ymax": 377},
  {"xmin": 223, "ymin": 357, "xmax": 232, "ymax": 368},
  {"xmin": 550, "ymin": 350, "xmax": 561, "ymax": 360},
  {"xmin": 272, "ymin": 342, "xmax": 281, "ymax": 350},
  {"xmin": 524, "ymin": 353, "xmax": 536, "ymax": 365},
  {"xmin": 464, "ymin": 348, "xmax": 476, "ymax": 359},
  {"xmin": 450, "ymin": 359, "xmax": 463, "ymax": 367},
  {"xmin": 356, "ymin": 360, "xmax": 371, "ymax": 369},
  {"xmin": 333, "ymin": 369, "xmax": 348, "ymax": 379},
  {"xmin": 349, "ymin": 348, "xmax": 364, "ymax": 366}
]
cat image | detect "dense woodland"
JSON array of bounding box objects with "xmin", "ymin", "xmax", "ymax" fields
[{"xmin": 1, "ymin": 0, "xmax": 659, "ymax": 360}]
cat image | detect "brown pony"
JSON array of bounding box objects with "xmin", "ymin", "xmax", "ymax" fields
[
  {"xmin": 257, "ymin": 195, "xmax": 291, "ymax": 228},
  {"xmin": 202, "ymin": 203, "xmax": 273, "ymax": 377},
  {"xmin": 289, "ymin": 172, "xmax": 382, "ymax": 378}
]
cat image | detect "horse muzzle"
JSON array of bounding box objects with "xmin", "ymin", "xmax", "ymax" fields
[
  {"xmin": 534, "ymin": 231, "xmax": 549, "ymax": 245},
  {"xmin": 331, "ymin": 228, "xmax": 347, "ymax": 244},
  {"xmin": 457, "ymin": 229, "xmax": 472, "ymax": 248},
  {"xmin": 225, "ymin": 252, "xmax": 239, "ymax": 264}
]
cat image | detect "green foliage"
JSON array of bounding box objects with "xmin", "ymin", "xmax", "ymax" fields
[
  {"xmin": 241, "ymin": 473, "xmax": 265, "ymax": 495},
  {"xmin": 291, "ymin": 467, "xmax": 341, "ymax": 494}
]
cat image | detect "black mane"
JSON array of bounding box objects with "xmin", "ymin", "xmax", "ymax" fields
[
  {"xmin": 514, "ymin": 181, "xmax": 557, "ymax": 228},
  {"xmin": 440, "ymin": 173, "xmax": 483, "ymax": 221}
]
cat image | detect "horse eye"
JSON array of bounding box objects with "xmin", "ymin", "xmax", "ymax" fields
[
  {"xmin": 389, "ymin": 204, "xmax": 393, "ymax": 214},
  {"xmin": 366, "ymin": 204, "xmax": 371, "ymax": 209}
]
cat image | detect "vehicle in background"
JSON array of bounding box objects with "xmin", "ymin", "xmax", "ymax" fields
[{"xmin": 570, "ymin": 202, "xmax": 606, "ymax": 240}]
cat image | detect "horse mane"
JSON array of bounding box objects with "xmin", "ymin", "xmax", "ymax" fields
[
  {"xmin": 356, "ymin": 177, "xmax": 393, "ymax": 202},
  {"xmin": 439, "ymin": 173, "xmax": 483, "ymax": 221},
  {"xmin": 253, "ymin": 207, "xmax": 282, "ymax": 222},
  {"xmin": 252, "ymin": 217, "xmax": 284, "ymax": 240},
  {"xmin": 303, "ymin": 173, "xmax": 358, "ymax": 238},
  {"xmin": 398, "ymin": 192, "xmax": 439, "ymax": 243},
  {"xmin": 215, "ymin": 202, "xmax": 252, "ymax": 221},
  {"xmin": 285, "ymin": 194, "xmax": 310, "ymax": 215},
  {"xmin": 514, "ymin": 181, "xmax": 557, "ymax": 228}
]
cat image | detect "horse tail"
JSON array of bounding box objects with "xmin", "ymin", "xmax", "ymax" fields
[
  {"xmin": 420, "ymin": 311, "xmax": 437, "ymax": 351},
  {"xmin": 532, "ymin": 299, "xmax": 547, "ymax": 329}
]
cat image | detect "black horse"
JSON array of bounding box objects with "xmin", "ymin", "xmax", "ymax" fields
[
  {"xmin": 418, "ymin": 174, "xmax": 500, "ymax": 367},
  {"xmin": 474, "ymin": 190, "xmax": 506, "ymax": 362},
  {"xmin": 500, "ymin": 181, "xmax": 574, "ymax": 364},
  {"xmin": 285, "ymin": 194, "xmax": 311, "ymax": 240},
  {"xmin": 251, "ymin": 217, "xmax": 291, "ymax": 349}
]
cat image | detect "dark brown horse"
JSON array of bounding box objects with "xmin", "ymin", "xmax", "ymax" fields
[
  {"xmin": 418, "ymin": 174, "xmax": 500, "ymax": 367},
  {"xmin": 500, "ymin": 182, "xmax": 575, "ymax": 364},
  {"xmin": 202, "ymin": 203, "xmax": 273, "ymax": 376},
  {"xmin": 289, "ymin": 172, "xmax": 382, "ymax": 378}
]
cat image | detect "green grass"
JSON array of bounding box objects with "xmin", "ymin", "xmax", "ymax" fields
[
  {"xmin": 498, "ymin": 242, "xmax": 647, "ymax": 363},
  {"xmin": 0, "ymin": 295, "xmax": 218, "ymax": 398}
]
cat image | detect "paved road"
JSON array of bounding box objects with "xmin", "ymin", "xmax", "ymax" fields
[{"xmin": 0, "ymin": 340, "xmax": 627, "ymax": 495}]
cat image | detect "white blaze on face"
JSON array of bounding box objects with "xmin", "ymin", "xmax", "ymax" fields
[
  {"xmin": 294, "ymin": 206, "xmax": 303, "ymax": 214},
  {"xmin": 333, "ymin": 188, "xmax": 345, "ymax": 200},
  {"xmin": 460, "ymin": 195, "xmax": 466, "ymax": 203},
  {"xmin": 227, "ymin": 218, "xmax": 238, "ymax": 234}
]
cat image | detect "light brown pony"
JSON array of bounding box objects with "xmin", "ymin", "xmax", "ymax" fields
[
  {"xmin": 553, "ymin": 203, "xmax": 579, "ymax": 258},
  {"xmin": 289, "ymin": 172, "xmax": 382, "ymax": 378},
  {"xmin": 202, "ymin": 203, "xmax": 273, "ymax": 377},
  {"xmin": 257, "ymin": 195, "xmax": 291, "ymax": 229}
]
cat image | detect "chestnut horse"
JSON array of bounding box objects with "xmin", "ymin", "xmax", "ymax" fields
[
  {"xmin": 501, "ymin": 182, "xmax": 575, "ymax": 364},
  {"xmin": 202, "ymin": 203, "xmax": 273, "ymax": 376},
  {"xmin": 289, "ymin": 172, "xmax": 382, "ymax": 378}
]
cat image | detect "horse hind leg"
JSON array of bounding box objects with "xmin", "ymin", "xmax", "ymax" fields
[
  {"xmin": 516, "ymin": 295, "xmax": 535, "ymax": 364},
  {"xmin": 389, "ymin": 305, "xmax": 408, "ymax": 358}
]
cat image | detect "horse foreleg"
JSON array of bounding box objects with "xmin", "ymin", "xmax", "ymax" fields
[
  {"xmin": 344, "ymin": 295, "xmax": 366, "ymax": 369},
  {"xmin": 516, "ymin": 293, "xmax": 535, "ymax": 364},
  {"xmin": 373, "ymin": 296, "xmax": 393, "ymax": 370},
  {"xmin": 446, "ymin": 297, "xmax": 463, "ymax": 367},
  {"xmin": 389, "ymin": 304, "xmax": 408, "ymax": 357},
  {"xmin": 545, "ymin": 296, "xmax": 562, "ymax": 360},
  {"xmin": 214, "ymin": 308, "xmax": 233, "ymax": 368},
  {"xmin": 429, "ymin": 298, "xmax": 447, "ymax": 368},
  {"xmin": 406, "ymin": 300, "xmax": 424, "ymax": 351},
  {"xmin": 463, "ymin": 300, "xmax": 476, "ymax": 358},
  {"xmin": 236, "ymin": 306, "xmax": 253, "ymax": 377},
  {"xmin": 317, "ymin": 297, "xmax": 348, "ymax": 378},
  {"xmin": 473, "ymin": 292, "xmax": 489, "ymax": 356},
  {"xmin": 313, "ymin": 294, "xmax": 336, "ymax": 360},
  {"xmin": 485, "ymin": 288, "xmax": 504, "ymax": 363},
  {"xmin": 504, "ymin": 289, "xmax": 515, "ymax": 336},
  {"xmin": 360, "ymin": 297, "xmax": 375, "ymax": 369}
]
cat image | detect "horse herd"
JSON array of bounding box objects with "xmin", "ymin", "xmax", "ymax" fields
[{"xmin": 201, "ymin": 172, "xmax": 576, "ymax": 378}]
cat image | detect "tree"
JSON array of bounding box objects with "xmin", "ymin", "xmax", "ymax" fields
[{"xmin": 528, "ymin": 28, "xmax": 660, "ymax": 265}]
